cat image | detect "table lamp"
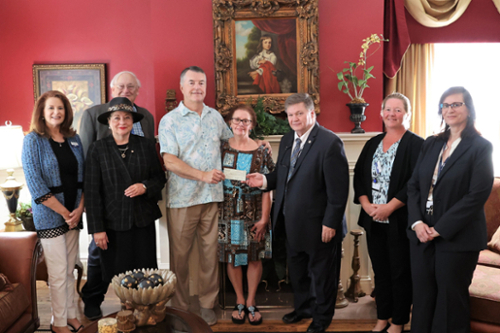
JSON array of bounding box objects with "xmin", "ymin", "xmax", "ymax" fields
[{"xmin": 0, "ymin": 121, "xmax": 25, "ymax": 231}]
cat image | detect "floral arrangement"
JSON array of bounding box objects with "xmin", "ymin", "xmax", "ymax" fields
[
  {"xmin": 337, "ymin": 34, "xmax": 388, "ymax": 104},
  {"xmin": 16, "ymin": 202, "xmax": 32, "ymax": 219}
]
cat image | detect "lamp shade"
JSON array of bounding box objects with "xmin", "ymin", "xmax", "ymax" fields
[{"xmin": 0, "ymin": 121, "xmax": 24, "ymax": 170}]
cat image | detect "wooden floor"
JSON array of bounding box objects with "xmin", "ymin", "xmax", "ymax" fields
[{"xmin": 36, "ymin": 281, "xmax": 410, "ymax": 332}]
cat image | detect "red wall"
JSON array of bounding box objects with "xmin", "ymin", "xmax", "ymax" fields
[{"xmin": 0, "ymin": 0, "xmax": 385, "ymax": 134}]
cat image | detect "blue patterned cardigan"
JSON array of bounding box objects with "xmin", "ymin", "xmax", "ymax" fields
[{"xmin": 21, "ymin": 132, "xmax": 85, "ymax": 231}]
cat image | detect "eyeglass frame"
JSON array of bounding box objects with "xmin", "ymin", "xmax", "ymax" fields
[
  {"xmin": 440, "ymin": 102, "xmax": 466, "ymax": 110},
  {"xmin": 231, "ymin": 117, "xmax": 253, "ymax": 126}
]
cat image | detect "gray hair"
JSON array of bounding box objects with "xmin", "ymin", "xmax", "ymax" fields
[
  {"xmin": 110, "ymin": 71, "xmax": 141, "ymax": 89},
  {"xmin": 285, "ymin": 93, "xmax": 315, "ymax": 112},
  {"xmin": 180, "ymin": 66, "xmax": 205, "ymax": 85}
]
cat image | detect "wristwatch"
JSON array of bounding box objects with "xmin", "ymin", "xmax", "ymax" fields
[{"xmin": 142, "ymin": 183, "xmax": 147, "ymax": 191}]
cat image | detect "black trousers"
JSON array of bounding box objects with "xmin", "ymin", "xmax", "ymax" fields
[
  {"xmin": 81, "ymin": 239, "xmax": 109, "ymax": 308},
  {"xmin": 287, "ymin": 240, "xmax": 342, "ymax": 326},
  {"xmin": 410, "ymin": 240, "xmax": 479, "ymax": 333},
  {"xmin": 366, "ymin": 222, "xmax": 412, "ymax": 324}
]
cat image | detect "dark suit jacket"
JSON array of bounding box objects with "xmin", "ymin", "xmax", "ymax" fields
[
  {"xmin": 84, "ymin": 135, "xmax": 166, "ymax": 234},
  {"xmin": 354, "ymin": 131, "xmax": 423, "ymax": 239},
  {"xmin": 266, "ymin": 123, "xmax": 349, "ymax": 252},
  {"xmin": 79, "ymin": 102, "xmax": 155, "ymax": 156},
  {"xmin": 407, "ymin": 134, "xmax": 494, "ymax": 252}
]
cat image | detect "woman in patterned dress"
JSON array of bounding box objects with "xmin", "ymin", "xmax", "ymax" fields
[
  {"xmin": 218, "ymin": 104, "xmax": 275, "ymax": 325},
  {"xmin": 22, "ymin": 90, "xmax": 85, "ymax": 333},
  {"xmin": 353, "ymin": 93, "xmax": 423, "ymax": 333}
]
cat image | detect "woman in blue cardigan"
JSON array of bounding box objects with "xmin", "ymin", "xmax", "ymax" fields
[{"xmin": 22, "ymin": 90, "xmax": 85, "ymax": 333}]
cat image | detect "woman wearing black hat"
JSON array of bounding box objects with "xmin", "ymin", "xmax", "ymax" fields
[{"xmin": 84, "ymin": 97, "xmax": 166, "ymax": 282}]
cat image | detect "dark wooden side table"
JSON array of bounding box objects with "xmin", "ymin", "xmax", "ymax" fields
[{"xmin": 80, "ymin": 307, "xmax": 213, "ymax": 333}]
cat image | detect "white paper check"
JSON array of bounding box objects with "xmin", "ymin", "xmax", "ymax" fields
[{"xmin": 224, "ymin": 168, "xmax": 247, "ymax": 181}]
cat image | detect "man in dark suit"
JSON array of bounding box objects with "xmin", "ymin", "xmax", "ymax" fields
[
  {"xmin": 79, "ymin": 71, "xmax": 156, "ymax": 320},
  {"xmin": 246, "ymin": 93, "xmax": 349, "ymax": 333}
]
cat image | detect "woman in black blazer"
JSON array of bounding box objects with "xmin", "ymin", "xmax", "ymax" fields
[
  {"xmin": 354, "ymin": 93, "xmax": 423, "ymax": 333},
  {"xmin": 407, "ymin": 87, "xmax": 493, "ymax": 333},
  {"xmin": 84, "ymin": 97, "xmax": 166, "ymax": 282}
]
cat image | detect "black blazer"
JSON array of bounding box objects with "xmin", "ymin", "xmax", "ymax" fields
[
  {"xmin": 79, "ymin": 102, "xmax": 155, "ymax": 156},
  {"xmin": 266, "ymin": 123, "xmax": 349, "ymax": 252},
  {"xmin": 354, "ymin": 131, "xmax": 423, "ymax": 238},
  {"xmin": 407, "ymin": 134, "xmax": 494, "ymax": 252},
  {"xmin": 85, "ymin": 135, "xmax": 166, "ymax": 234}
]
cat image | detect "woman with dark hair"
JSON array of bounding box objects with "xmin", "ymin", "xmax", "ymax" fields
[
  {"xmin": 248, "ymin": 35, "xmax": 281, "ymax": 94},
  {"xmin": 354, "ymin": 93, "xmax": 423, "ymax": 333},
  {"xmin": 408, "ymin": 86, "xmax": 494, "ymax": 333},
  {"xmin": 22, "ymin": 90, "xmax": 85, "ymax": 333},
  {"xmin": 218, "ymin": 104, "xmax": 274, "ymax": 325},
  {"xmin": 84, "ymin": 97, "xmax": 165, "ymax": 287}
]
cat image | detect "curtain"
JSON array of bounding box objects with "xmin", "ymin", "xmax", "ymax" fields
[
  {"xmin": 385, "ymin": 44, "xmax": 434, "ymax": 137},
  {"xmin": 384, "ymin": 0, "xmax": 411, "ymax": 78},
  {"xmin": 405, "ymin": 0, "xmax": 472, "ymax": 27},
  {"xmin": 252, "ymin": 19, "xmax": 297, "ymax": 75},
  {"xmin": 493, "ymin": 0, "xmax": 500, "ymax": 13}
]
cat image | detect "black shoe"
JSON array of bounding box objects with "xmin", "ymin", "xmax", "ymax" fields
[
  {"xmin": 282, "ymin": 310, "xmax": 309, "ymax": 324},
  {"xmin": 306, "ymin": 321, "xmax": 328, "ymax": 333},
  {"xmin": 373, "ymin": 323, "xmax": 391, "ymax": 332},
  {"xmin": 84, "ymin": 305, "xmax": 102, "ymax": 321}
]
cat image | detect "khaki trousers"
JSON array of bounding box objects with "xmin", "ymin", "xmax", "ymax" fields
[
  {"xmin": 167, "ymin": 202, "xmax": 219, "ymax": 310},
  {"xmin": 40, "ymin": 229, "xmax": 79, "ymax": 327}
]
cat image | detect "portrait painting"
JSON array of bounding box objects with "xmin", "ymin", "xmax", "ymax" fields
[
  {"xmin": 213, "ymin": 0, "xmax": 319, "ymax": 115},
  {"xmin": 33, "ymin": 64, "xmax": 106, "ymax": 132},
  {"xmin": 235, "ymin": 19, "xmax": 297, "ymax": 96}
]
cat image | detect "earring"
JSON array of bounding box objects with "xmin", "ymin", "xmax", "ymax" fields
[{"xmin": 41, "ymin": 117, "xmax": 44, "ymax": 120}]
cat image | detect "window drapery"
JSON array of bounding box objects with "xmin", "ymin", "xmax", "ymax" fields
[
  {"xmin": 385, "ymin": 44, "xmax": 434, "ymax": 137},
  {"xmin": 405, "ymin": 0, "xmax": 472, "ymax": 27}
]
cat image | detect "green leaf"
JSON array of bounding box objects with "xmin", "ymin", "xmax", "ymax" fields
[
  {"xmin": 337, "ymin": 72, "xmax": 344, "ymax": 80},
  {"xmin": 338, "ymin": 81, "xmax": 345, "ymax": 91},
  {"xmin": 366, "ymin": 65, "xmax": 374, "ymax": 72},
  {"xmin": 352, "ymin": 76, "xmax": 359, "ymax": 85}
]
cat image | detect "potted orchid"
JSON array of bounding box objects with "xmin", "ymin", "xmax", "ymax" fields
[{"xmin": 336, "ymin": 34, "xmax": 388, "ymax": 133}]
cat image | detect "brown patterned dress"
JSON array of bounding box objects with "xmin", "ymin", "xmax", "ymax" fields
[{"xmin": 218, "ymin": 140, "xmax": 275, "ymax": 266}]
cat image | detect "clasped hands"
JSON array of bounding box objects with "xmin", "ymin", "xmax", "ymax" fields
[{"xmin": 414, "ymin": 223, "xmax": 440, "ymax": 243}]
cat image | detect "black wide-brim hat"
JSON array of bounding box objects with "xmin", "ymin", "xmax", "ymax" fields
[{"xmin": 97, "ymin": 97, "xmax": 144, "ymax": 125}]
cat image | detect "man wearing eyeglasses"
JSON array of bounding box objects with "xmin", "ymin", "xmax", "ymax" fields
[
  {"xmin": 79, "ymin": 71, "xmax": 155, "ymax": 320},
  {"xmin": 80, "ymin": 71, "xmax": 155, "ymax": 155}
]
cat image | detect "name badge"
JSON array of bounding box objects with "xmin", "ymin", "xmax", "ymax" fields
[
  {"xmin": 372, "ymin": 179, "xmax": 381, "ymax": 192},
  {"xmin": 71, "ymin": 141, "xmax": 79, "ymax": 147},
  {"xmin": 223, "ymin": 168, "xmax": 246, "ymax": 181}
]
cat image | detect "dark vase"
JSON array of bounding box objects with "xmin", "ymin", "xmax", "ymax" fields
[
  {"xmin": 21, "ymin": 216, "xmax": 36, "ymax": 231},
  {"xmin": 347, "ymin": 103, "xmax": 369, "ymax": 134}
]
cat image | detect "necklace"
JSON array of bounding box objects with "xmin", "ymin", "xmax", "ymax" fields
[{"xmin": 118, "ymin": 146, "xmax": 129, "ymax": 158}]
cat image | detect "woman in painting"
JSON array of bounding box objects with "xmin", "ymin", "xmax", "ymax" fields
[
  {"xmin": 22, "ymin": 90, "xmax": 85, "ymax": 333},
  {"xmin": 248, "ymin": 35, "xmax": 281, "ymax": 94},
  {"xmin": 354, "ymin": 93, "xmax": 423, "ymax": 333},
  {"xmin": 408, "ymin": 87, "xmax": 493, "ymax": 333},
  {"xmin": 84, "ymin": 97, "xmax": 166, "ymax": 287},
  {"xmin": 218, "ymin": 104, "xmax": 275, "ymax": 326}
]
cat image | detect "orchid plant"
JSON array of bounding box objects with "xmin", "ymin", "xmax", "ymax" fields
[{"xmin": 337, "ymin": 34, "xmax": 388, "ymax": 104}]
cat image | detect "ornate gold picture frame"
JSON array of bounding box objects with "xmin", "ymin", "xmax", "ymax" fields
[
  {"xmin": 213, "ymin": 0, "xmax": 319, "ymax": 115},
  {"xmin": 33, "ymin": 63, "xmax": 106, "ymax": 131}
]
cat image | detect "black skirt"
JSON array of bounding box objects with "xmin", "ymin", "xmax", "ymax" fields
[{"xmin": 99, "ymin": 222, "xmax": 157, "ymax": 281}]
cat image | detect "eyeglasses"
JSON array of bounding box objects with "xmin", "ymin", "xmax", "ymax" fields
[
  {"xmin": 231, "ymin": 118, "xmax": 252, "ymax": 125},
  {"xmin": 115, "ymin": 85, "xmax": 137, "ymax": 91},
  {"xmin": 440, "ymin": 102, "xmax": 465, "ymax": 110}
]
